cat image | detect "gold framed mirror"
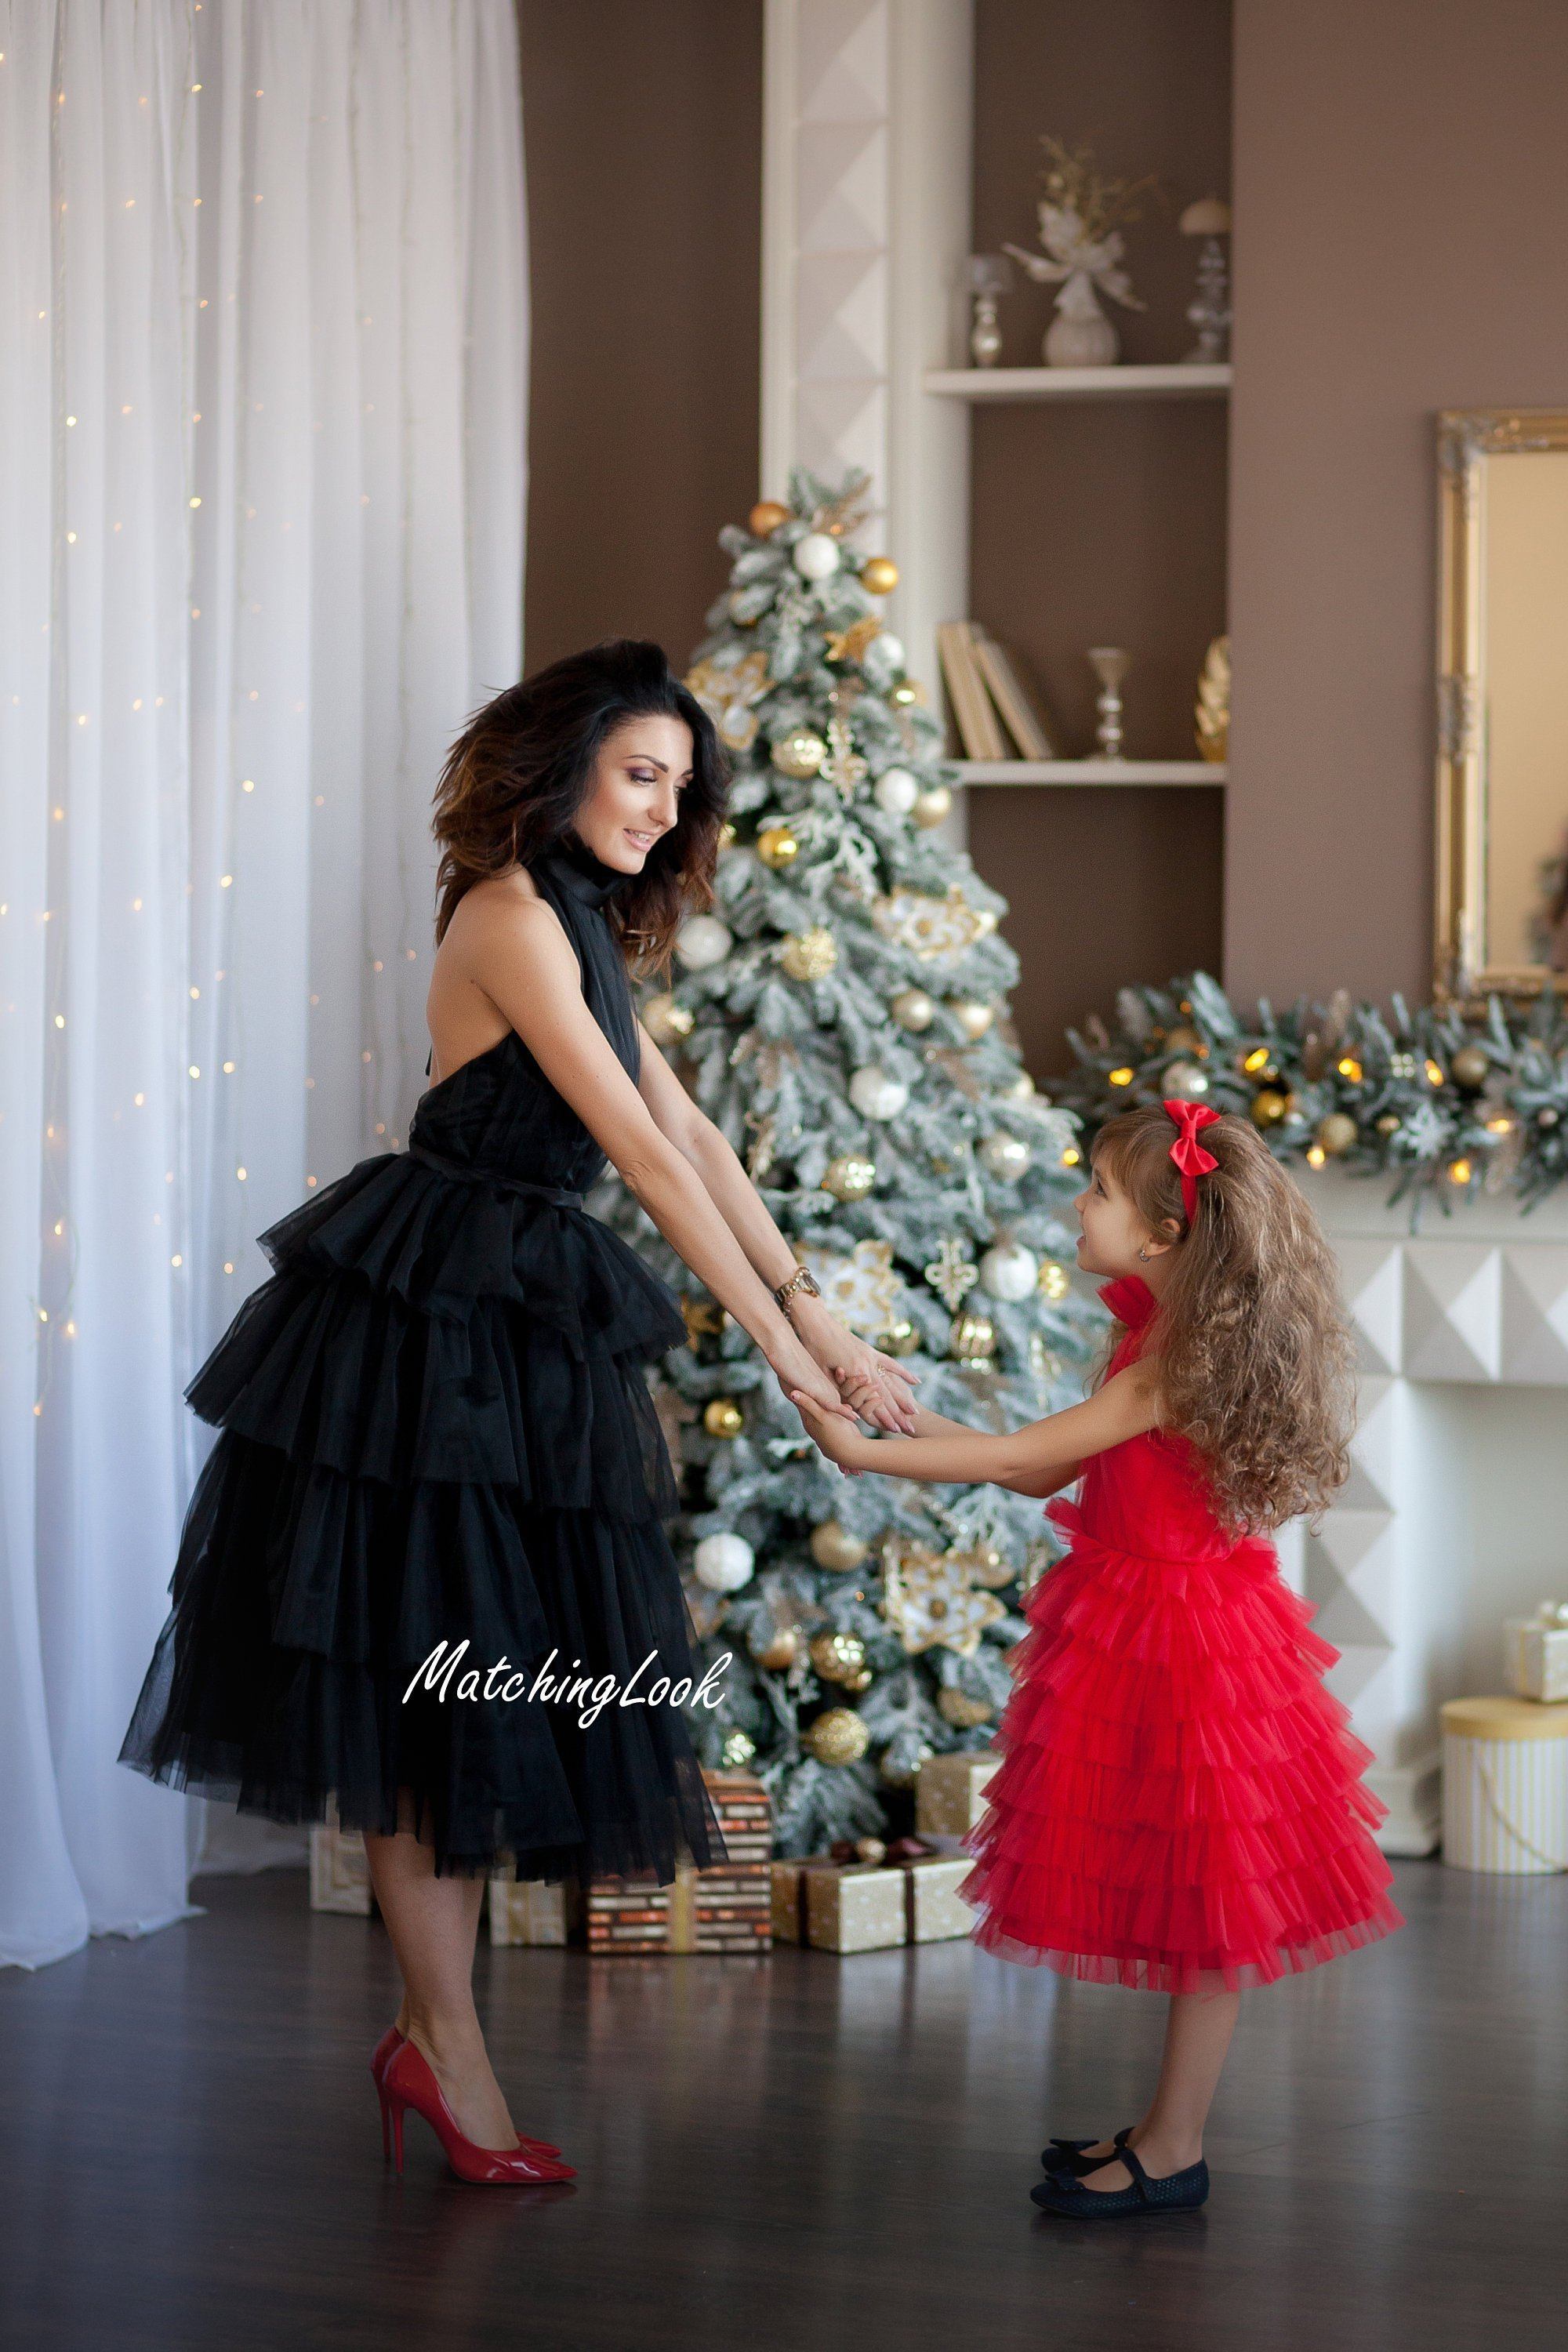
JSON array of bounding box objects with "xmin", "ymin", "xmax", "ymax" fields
[{"xmin": 1436, "ymin": 407, "xmax": 1568, "ymax": 1002}]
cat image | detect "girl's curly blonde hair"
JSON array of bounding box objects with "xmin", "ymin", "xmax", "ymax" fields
[{"xmin": 1091, "ymin": 1102, "xmax": 1356, "ymax": 1535}]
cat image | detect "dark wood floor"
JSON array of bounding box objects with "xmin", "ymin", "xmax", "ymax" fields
[{"xmin": 2, "ymin": 1859, "xmax": 1565, "ymax": 2351}]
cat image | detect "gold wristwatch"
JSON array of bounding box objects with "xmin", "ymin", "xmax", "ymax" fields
[{"xmin": 774, "ymin": 1264, "xmax": 822, "ymax": 1319}]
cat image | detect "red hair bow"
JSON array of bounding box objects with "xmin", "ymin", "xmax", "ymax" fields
[{"xmin": 1162, "ymin": 1098, "xmax": 1221, "ymax": 1224}]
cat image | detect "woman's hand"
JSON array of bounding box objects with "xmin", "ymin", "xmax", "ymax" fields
[
  {"xmin": 789, "ymin": 1389, "xmax": 876, "ymax": 1475},
  {"xmin": 786, "ymin": 1296, "xmax": 920, "ymax": 1434},
  {"xmin": 764, "ymin": 1329, "xmax": 860, "ymax": 1425}
]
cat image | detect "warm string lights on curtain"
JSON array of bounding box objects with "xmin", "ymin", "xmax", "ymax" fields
[{"xmin": 0, "ymin": 0, "xmax": 525, "ymax": 1964}]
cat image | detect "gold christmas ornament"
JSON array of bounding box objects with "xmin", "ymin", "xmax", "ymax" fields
[
  {"xmin": 873, "ymin": 885, "xmax": 996, "ymax": 962},
  {"xmin": 957, "ymin": 1540, "xmax": 1014, "ymax": 1590},
  {"xmin": 757, "ymin": 822, "xmax": 800, "ymax": 871},
  {"xmin": 823, "ymin": 615, "xmax": 883, "ymax": 666},
  {"xmin": 721, "ymin": 1728, "xmax": 757, "ymax": 1768},
  {"xmin": 771, "ymin": 730, "xmax": 827, "ymax": 781},
  {"xmin": 924, "ymin": 1236, "xmax": 980, "ymax": 1311},
  {"xmin": 1376, "ymin": 1113, "xmax": 1401, "ymax": 1134},
  {"xmin": 822, "ymin": 1154, "xmax": 877, "ymax": 1203},
  {"xmin": 641, "ymin": 993, "xmax": 695, "ymax": 1047},
  {"xmin": 804, "ymin": 1707, "xmax": 870, "ymax": 1766},
  {"xmin": 681, "ymin": 1297, "xmax": 726, "ymax": 1345},
  {"xmin": 951, "ymin": 998, "xmax": 995, "ymax": 1042},
  {"xmin": 912, "ymin": 785, "xmax": 953, "ymax": 829},
  {"xmin": 937, "ymin": 1686, "xmax": 994, "ymax": 1729},
  {"xmin": 1316, "ymin": 1112, "xmax": 1359, "ymax": 1156},
  {"xmin": 1037, "ymin": 1258, "xmax": 1072, "ymax": 1301},
  {"xmin": 949, "ymin": 1308, "xmax": 996, "ymax": 1365},
  {"xmin": 891, "ymin": 986, "xmax": 936, "ymax": 1033},
  {"xmin": 749, "ymin": 499, "xmax": 790, "ymax": 538},
  {"xmin": 809, "ymin": 1628, "xmax": 868, "ymax": 1685},
  {"xmin": 810, "ymin": 1519, "xmax": 869, "ymax": 1573},
  {"xmin": 1451, "ymin": 1044, "xmax": 1490, "ymax": 1090},
  {"xmin": 876, "ymin": 1316, "xmax": 920, "ymax": 1357},
  {"xmin": 798, "ymin": 1239, "xmax": 901, "ymax": 1338},
  {"xmin": 1007, "ymin": 1070, "xmax": 1036, "ymax": 1099},
  {"xmin": 860, "ymin": 555, "xmax": 900, "ymax": 595},
  {"xmin": 750, "ymin": 1625, "xmax": 801, "ymax": 1672},
  {"xmin": 1165, "ymin": 1025, "xmax": 1207, "ymax": 1057},
  {"xmin": 1163, "ymin": 1058, "xmax": 1210, "ymax": 1101},
  {"xmin": 880, "ymin": 1534, "xmax": 1006, "ymax": 1657},
  {"xmin": 1250, "ymin": 1087, "xmax": 1293, "ymax": 1128},
  {"xmin": 779, "ymin": 926, "xmax": 838, "ymax": 982},
  {"xmin": 702, "ymin": 1397, "xmax": 744, "ymax": 1439}
]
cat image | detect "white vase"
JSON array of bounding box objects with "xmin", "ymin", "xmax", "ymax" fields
[{"xmin": 1044, "ymin": 272, "xmax": 1118, "ymax": 368}]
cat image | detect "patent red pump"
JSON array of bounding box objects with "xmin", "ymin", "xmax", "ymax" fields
[
  {"xmin": 370, "ymin": 2027, "xmax": 561, "ymax": 2162},
  {"xmin": 377, "ymin": 2036, "xmax": 575, "ymax": 2185}
]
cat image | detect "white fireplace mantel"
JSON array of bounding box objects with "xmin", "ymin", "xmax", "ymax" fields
[{"xmin": 1278, "ymin": 1167, "xmax": 1568, "ymax": 1853}]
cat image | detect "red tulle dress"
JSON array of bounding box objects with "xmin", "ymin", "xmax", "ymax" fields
[{"xmin": 957, "ymin": 1276, "xmax": 1403, "ymax": 1993}]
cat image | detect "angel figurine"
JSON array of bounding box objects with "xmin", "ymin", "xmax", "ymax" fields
[{"xmin": 1004, "ymin": 136, "xmax": 1157, "ymax": 368}]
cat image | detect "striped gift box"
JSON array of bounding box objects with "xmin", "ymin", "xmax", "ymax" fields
[{"xmin": 1441, "ymin": 1696, "xmax": 1568, "ymax": 1874}]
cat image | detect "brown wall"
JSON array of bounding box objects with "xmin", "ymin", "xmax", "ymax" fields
[
  {"xmin": 965, "ymin": 0, "xmax": 1232, "ymax": 1073},
  {"xmin": 1226, "ymin": 0, "xmax": 1568, "ymax": 1007},
  {"xmin": 519, "ymin": 1, "xmax": 764, "ymax": 677}
]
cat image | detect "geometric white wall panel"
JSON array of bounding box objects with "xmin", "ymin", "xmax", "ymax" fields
[
  {"xmin": 1403, "ymin": 1243, "xmax": 1502, "ymax": 1381},
  {"xmin": 1499, "ymin": 1245, "xmax": 1568, "ymax": 1383},
  {"xmin": 1337, "ymin": 1240, "xmax": 1404, "ymax": 1375}
]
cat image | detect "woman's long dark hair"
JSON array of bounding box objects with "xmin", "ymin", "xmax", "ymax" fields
[{"xmin": 431, "ymin": 638, "xmax": 730, "ymax": 972}]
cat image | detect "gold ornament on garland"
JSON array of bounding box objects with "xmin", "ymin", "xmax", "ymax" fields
[
  {"xmin": 822, "ymin": 1154, "xmax": 877, "ymax": 1203},
  {"xmin": 1316, "ymin": 1112, "xmax": 1358, "ymax": 1156},
  {"xmin": 721, "ymin": 1729, "xmax": 757, "ymax": 1768},
  {"xmin": 1037, "ymin": 1258, "xmax": 1072, "ymax": 1301},
  {"xmin": 702, "ymin": 1397, "xmax": 744, "ymax": 1439},
  {"xmin": 750, "ymin": 1624, "xmax": 801, "ymax": 1672},
  {"xmin": 779, "ymin": 926, "xmax": 838, "ymax": 982},
  {"xmin": 860, "ymin": 555, "xmax": 900, "ymax": 595},
  {"xmin": 771, "ymin": 730, "xmax": 827, "ymax": 780},
  {"xmin": 808, "ymin": 1628, "xmax": 869, "ymax": 1687},
  {"xmin": 757, "ymin": 822, "xmax": 800, "ymax": 871},
  {"xmin": 876, "ymin": 1316, "xmax": 920, "ymax": 1357},
  {"xmin": 642, "ymin": 993, "xmax": 695, "ymax": 1046},
  {"xmin": 1250, "ymin": 1087, "xmax": 1294, "ymax": 1128},
  {"xmin": 810, "ymin": 1519, "xmax": 869, "ymax": 1573},
  {"xmin": 949, "ymin": 1308, "xmax": 996, "ymax": 1366},
  {"xmin": 749, "ymin": 499, "xmax": 790, "ymax": 538},
  {"xmin": 804, "ymin": 1708, "xmax": 870, "ymax": 1766},
  {"xmin": 1451, "ymin": 1044, "xmax": 1490, "ymax": 1090},
  {"xmin": 873, "ymin": 885, "xmax": 997, "ymax": 961}
]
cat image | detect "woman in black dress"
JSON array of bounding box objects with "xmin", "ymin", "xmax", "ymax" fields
[{"xmin": 118, "ymin": 641, "xmax": 916, "ymax": 2184}]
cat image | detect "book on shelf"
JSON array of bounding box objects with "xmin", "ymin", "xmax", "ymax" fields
[
  {"xmin": 936, "ymin": 621, "xmax": 1006, "ymax": 760},
  {"xmin": 969, "ymin": 631, "xmax": 1058, "ymax": 760},
  {"xmin": 937, "ymin": 621, "xmax": 1059, "ymax": 761}
]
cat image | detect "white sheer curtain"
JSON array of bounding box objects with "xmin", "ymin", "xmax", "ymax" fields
[{"xmin": 0, "ymin": 0, "xmax": 527, "ymax": 1969}]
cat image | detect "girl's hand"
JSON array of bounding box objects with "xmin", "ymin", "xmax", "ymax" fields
[
  {"xmin": 787, "ymin": 1296, "xmax": 920, "ymax": 1434},
  {"xmin": 789, "ymin": 1388, "xmax": 874, "ymax": 1474}
]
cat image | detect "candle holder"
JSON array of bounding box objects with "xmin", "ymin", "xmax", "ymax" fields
[
  {"xmin": 962, "ymin": 254, "xmax": 1013, "ymax": 369},
  {"xmin": 1179, "ymin": 197, "xmax": 1232, "ymax": 365},
  {"xmin": 1087, "ymin": 647, "xmax": 1130, "ymax": 760}
]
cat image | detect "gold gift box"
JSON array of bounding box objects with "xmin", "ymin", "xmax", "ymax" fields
[
  {"xmin": 307, "ymin": 1796, "xmax": 372, "ymax": 1915},
  {"xmin": 914, "ymin": 1750, "xmax": 999, "ymax": 1836},
  {"xmin": 771, "ymin": 1852, "xmax": 975, "ymax": 1951}
]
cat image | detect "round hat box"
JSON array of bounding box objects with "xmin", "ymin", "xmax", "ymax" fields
[{"xmin": 1441, "ymin": 1696, "xmax": 1568, "ymax": 1874}]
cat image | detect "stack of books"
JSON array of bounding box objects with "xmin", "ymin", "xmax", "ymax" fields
[{"xmin": 936, "ymin": 622, "xmax": 1058, "ymax": 761}]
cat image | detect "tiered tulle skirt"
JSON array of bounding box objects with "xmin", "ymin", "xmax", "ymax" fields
[
  {"xmin": 118, "ymin": 1149, "xmax": 725, "ymax": 1886},
  {"xmin": 956, "ymin": 1499, "xmax": 1403, "ymax": 1991}
]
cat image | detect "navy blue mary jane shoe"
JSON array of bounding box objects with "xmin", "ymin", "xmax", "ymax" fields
[
  {"xmin": 1030, "ymin": 2144, "xmax": 1209, "ymax": 2218},
  {"xmin": 1040, "ymin": 2126, "xmax": 1133, "ymax": 2177}
]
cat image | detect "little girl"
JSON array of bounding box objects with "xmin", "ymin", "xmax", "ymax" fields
[{"xmin": 793, "ymin": 1098, "xmax": 1403, "ymax": 2219}]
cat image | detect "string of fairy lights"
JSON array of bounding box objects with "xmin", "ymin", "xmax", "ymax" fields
[{"xmin": 21, "ymin": 23, "xmax": 433, "ymax": 1428}]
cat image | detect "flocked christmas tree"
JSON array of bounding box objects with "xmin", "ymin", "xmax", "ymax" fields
[{"xmin": 594, "ymin": 467, "xmax": 1099, "ymax": 1857}]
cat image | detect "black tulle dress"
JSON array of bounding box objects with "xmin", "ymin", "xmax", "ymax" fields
[{"xmin": 118, "ymin": 842, "xmax": 726, "ymax": 1886}]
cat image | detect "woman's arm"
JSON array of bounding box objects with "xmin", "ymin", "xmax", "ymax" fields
[
  {"xmin": 457, "ymin": 893, "xmax": 854, "ymax": 1420},
  {"xmin": 792, "ymin": 1361, "xmax": 1160, "ymax": 1488},
  {"xmin": 633, "ymin": 1017, "xmax": 920, "ymax": 1433}
]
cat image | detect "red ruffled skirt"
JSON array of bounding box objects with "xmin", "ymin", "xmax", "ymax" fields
[{"xmin": 957, "ymin": 1499, "xmax": 1404, "ymax": 1992}]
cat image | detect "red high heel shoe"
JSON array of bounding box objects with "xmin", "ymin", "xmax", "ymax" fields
[
  {"xmin": 371, "ymin": 2027, "xmax": 561, "ymax": 2161},
  {"xmin": 378, "ymin": 2037, "xmax": 575, "ymax": 2185}
]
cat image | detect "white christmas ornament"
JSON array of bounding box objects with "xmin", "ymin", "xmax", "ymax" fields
[
  {"xmin": 978, "ymin": 1132, "xmax": 1032, "ymax": 1181},
  {"xmin": 674, "ymin": 914, "xmax": 732, "ymax": 971},
  {"xmin": 849, "ymin": 1066, "xmax": 909, "ymax": 1122},
  {"xmin": 873, "ymin": 766, "xmax": 920, "ymax": 816},
  {"xmin": 979, "ymin": 1242, "xmax": 1038, "ymax": 1301},
  {"xmin": 869, "ymin": 632, "xmax": 906, "ymax": 673},
  {"xmin": 693, "ymin": 1532, "xmax": 756, "ymax": 1592},
  {"xmin": 792, "ymin": 532, "xmax": 841, "ymax": 582}
]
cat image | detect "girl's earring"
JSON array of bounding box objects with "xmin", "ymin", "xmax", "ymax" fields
[{"xmin": 1137, "ymin": 1243, "xmax": 1153, "ymax": 1263}]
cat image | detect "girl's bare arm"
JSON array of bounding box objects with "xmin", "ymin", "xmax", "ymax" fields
[{"xmin": 793, "ymin": 1361, "xmax": 1160, "ymax": 1488}]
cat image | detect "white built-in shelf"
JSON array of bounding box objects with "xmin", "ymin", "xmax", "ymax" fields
[
  {"xmin": 956, "ymin": 759, "xmax": 1226, "ymax": 786},
  {"xmin": 924, "ymin": 363, "xmax": 1231, "ymax": 403}
]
